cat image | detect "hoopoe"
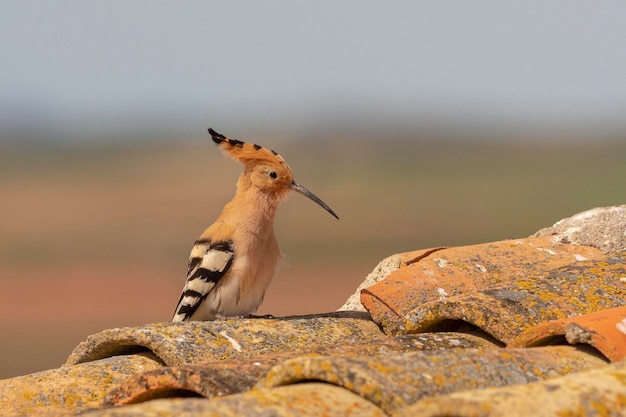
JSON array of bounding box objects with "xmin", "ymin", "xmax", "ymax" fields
[{"xmin": 171, "ymin": 128, "xmax": 339, "ymax": 322}]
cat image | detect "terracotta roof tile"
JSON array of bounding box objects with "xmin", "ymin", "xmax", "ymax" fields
[
  {"xmin": 509, "ymin": 305, "xmax": 626, "ymax": 361},
  {"xmin": 103, "ymin": 332, "xmax": 497, "ymax": 405},
  {"xmin": 66, "ymin": 312, "xmax": 382, "ymax": 366},
  {"xmin": 393, "ymin": 357, "xmax": 626, "ymax": 417},
  {"xmin": 340, "ymin": 248, "xmax": 446, "ymax": 312},
  {"xmin": 404, "ymin": 256, "xmax": 626, "ymax": 344},
  {"xmin": 88, "ymin": 384, "xmax": 386, "ymax": 417},
  {"xmin": 259, "ymin": 346, "xmax": 606, "ymax": 414},
  {"xmin": 361, "ymin": 237, "xmax": 626, "ymax": 334},
  {"xmin": 0, "ymin": 353, "xmax": 162, "ymax": 415},
  {"xmin": 102, "ymin": 364, "xmax": 267, "ymax": 406}
]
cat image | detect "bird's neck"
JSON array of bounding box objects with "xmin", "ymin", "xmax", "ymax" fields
[{"xmin": 220, "ymin": 183, "xmax": 282, "ymax": 236}]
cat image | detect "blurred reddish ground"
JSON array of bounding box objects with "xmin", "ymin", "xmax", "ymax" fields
[
  {"xmin": 0, "ymin": 261, "xmax": 365, "ymax": 378},
  {"xmin": 1, "ymin": 137, "xmax": 625, "ymax": 378}
]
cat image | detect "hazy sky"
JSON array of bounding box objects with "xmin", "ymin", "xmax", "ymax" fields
[{"xmin": 2, "ymin": 1, "xmax": 626, "ymax": 140}]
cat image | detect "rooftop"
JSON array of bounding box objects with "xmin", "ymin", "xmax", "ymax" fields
[{"xmin": 1, "ymin": 205, "xmax": 625, "ymax": 417}]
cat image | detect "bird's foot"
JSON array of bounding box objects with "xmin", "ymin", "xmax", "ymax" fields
[{"xmin": 247, "ymin": 313, "xmax": 275, "ymax": 319}]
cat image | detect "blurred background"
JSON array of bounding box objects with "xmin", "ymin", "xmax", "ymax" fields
[{"xmin": 1, "ymin": 2, "xmax": 625, "ymax": 378}]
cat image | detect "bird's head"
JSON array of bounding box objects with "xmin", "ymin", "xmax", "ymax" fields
[{"xmin": 209, "ymin": 128, "xmax": 339, "ymax": 219}]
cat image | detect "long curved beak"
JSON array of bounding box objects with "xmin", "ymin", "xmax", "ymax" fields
[{"xmin": 290, "ymin": 181, "xmax": 339, "ymax": 220}]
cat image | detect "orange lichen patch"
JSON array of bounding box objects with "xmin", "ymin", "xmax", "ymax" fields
[
  {"xmin": 405, "ymin": 258, "xmax": 626, "ymax": 343},
  {"xmin": 393, "ymin": 358, "xmax": 626, "ymax": 417},
  {"xmin": 259, "ymin": 347, "xmax": 606, "ymax": 414},
  {"xmin": 0, "ymin": 353, "xmax": 162, "ymax": 416},
  {"xmin": 361, "ymin": 237, "xmax": 605, "ymax": 334},
  {"xmin": 509, "ymin": 306, "xmax": 626, "ymax": 362},
  {"xmin": 65, "ymin": 312, "xmax": 382, "ymax": 366}
]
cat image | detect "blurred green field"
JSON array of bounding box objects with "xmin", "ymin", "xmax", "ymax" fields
[{"xmin": 1, "ymin": 134, "xmax": 625, "ymax": 378}]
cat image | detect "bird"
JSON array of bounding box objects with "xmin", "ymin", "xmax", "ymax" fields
[{"xmin": 171, "ymin": 128, "xmax": 339, "ymax": 322}]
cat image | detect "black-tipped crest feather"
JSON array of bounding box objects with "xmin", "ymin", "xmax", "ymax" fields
[
  {"xmin": 207, "ymin": 127, "xmax": 287, "ymax": 165},
  {"xmin": 208, "ymin": 127, "xmax": 226, "ymax": 144}
]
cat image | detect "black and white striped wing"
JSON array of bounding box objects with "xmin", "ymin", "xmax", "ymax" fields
[{"xmin": 172, "ymin": 240, "xmax": 235, "ymax": 322}]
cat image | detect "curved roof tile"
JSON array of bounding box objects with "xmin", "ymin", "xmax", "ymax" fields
[
  {"xmin": 66, "ymin": 312, "xmax": 382, "ymax": 366},
  {"xmin": 89, "ymin": 383, "xmax": 385, "ymax": 417},
  {"xmin": 0, "ymin": 354, "xmax": 162, "ymax": 415},
  {"xmin": 361, "ymin": 237, "xmax": 605, "ymax": 334},
  {"xmin": 104, "ymin": 332, "xmax": 497, "ymax": 405},
  {"xmin": 405, "ymin": 257, "xmax": 626, "ymax": 343},
  {"xmin": 394, "ymin": 357, "xmax": 626, "ymax": 417},
  {"xmin": 259, "ymin": 347, "xmax": 606, "ymax": 414},
  {"xmin": 509, "ymin": 305, "xmax": 626, "ymax": 361}
]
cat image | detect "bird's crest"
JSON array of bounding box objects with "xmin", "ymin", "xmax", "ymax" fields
[
  {"xmin": 207, "ymin": 127, "xmax": 339, "ymax": 220},
  {"xmin": 208, "ymin": 128, "xmax": 287, "ymax": 167}
]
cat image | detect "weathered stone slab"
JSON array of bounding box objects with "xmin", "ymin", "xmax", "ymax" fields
[{"xmin": 534, "ymin": 204, "xmax": 626, "ymax": 256}]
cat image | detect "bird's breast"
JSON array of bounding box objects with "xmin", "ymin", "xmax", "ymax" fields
[{"xmin": 208, "ymin": 231, "xmax": 281, "ymax": 317}]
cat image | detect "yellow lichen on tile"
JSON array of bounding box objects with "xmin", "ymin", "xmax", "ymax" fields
[
  {"xmin": 0, "ymin": 354, "xmax": 162, "ymax": 415},
  {"xmin": 393, "ymin": 359, "xmax": 626, "ymax": 417},
  {"xmin": 210, "ymin": 383, "xmax": 386, "ymax": 417},
  {"xmin": 66, "ymin": 313, "xmax": 383, "ymax": 367},
  {"xmin": 364, "ymin": 236, "xmax": 608, "ymax": 335}
]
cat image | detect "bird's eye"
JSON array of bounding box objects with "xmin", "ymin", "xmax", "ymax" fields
[{"xmin": 268, "ymin": 171, "xmax": 278, "ymax": 179}]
